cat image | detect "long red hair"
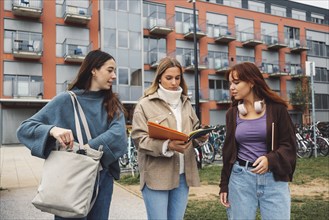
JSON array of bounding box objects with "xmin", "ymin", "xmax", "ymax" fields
[{"xmin": 225, "ymin": 62, "xmax": 287, "ymax": 107}]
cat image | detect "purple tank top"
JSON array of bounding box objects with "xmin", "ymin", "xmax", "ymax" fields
[{"xmin": 236, "ymin": 112, "xmax": 267, "ymax": 162}]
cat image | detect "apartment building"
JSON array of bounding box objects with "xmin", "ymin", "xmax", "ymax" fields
[{"xmin": 0, "ymin": 0, "xmax": 328, "ymax": 144}]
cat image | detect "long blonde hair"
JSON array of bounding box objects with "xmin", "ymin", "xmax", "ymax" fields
[{"xmin": 144, "ymin": 57, "xmax": 188, "ymax": 96}]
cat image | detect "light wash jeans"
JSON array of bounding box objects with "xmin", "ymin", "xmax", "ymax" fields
[
  {"xmin": 227, "ymin": 162, "xmax": 291, "ymax": 220},
  {"xmin": 55, "ymin": 169, "xmax": 114, "ymax": 220},
  {"xmin": 142, "ymin": 173, "xmax": 189, "ymax": 220}
]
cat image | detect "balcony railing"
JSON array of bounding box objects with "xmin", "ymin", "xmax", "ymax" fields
[
  {"xmin": 12, "ymin": 31, "xmax": 43, "ymax": 59},
  {"xmin": 183, "ymin": 18, "xmax": 207, "ymax": 40},
  {"xmin": 285, "ymin": 38, "xmax": 309, "ymax": 53},
  {"xmin": 184, "ymin": 54, "xmax": 208, "ymax": 72},
  {"xmin": 147, "ymin": 12, "xmax": 174, "ymax": 35},
  {"xmin": 214, "ymin": 25, "xmax": 236, "ymax": 44},
  {"xmin": 148, "ymin": 49, "xmax": 167, "ymax": 69},
  {"xmin": 12, "ymin": 0, "xmax": 43, "ymax": 18},
  {"xmin": 238, "ymin": 28, "xmax": 263, "ymax": 47},
  {"xmin": 4, "ymin": 75, "xmax": 43, "ymax": 99},
  {"xmin": 62, "ymin": 0, "xmax": 92, "ymax": 24},
  {"xmin": 62, "ymin": 38, "xmax": 92, "ymax": 63},
  {"xmin": 263, "ymin": 61, "xmax": 290, "ymax": 77},
  {"xmin": 262, "ymin": 33, "xmax": 287, "ymax": 50},
  {"xmin": 287, "ymin": 64, "xmax": 304, "ymax": 78},
  {"xmin": 209, "ymin": 89, "xmax": 231, "ymax": 103}
]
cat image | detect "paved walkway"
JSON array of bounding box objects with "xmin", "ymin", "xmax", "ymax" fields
[{"xmin": 0, "ymin": 145, "xmax": 147, "ymax": 220}]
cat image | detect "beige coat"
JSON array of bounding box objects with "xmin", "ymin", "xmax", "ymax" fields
[{"xmin": 131, "ymin": 92, "xmax": 201, "ymax": 190}]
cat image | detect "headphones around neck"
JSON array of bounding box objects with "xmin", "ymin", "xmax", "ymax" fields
[{"xmin": 238, "ymin": 100, "xmax": 264, "ymax": 116}]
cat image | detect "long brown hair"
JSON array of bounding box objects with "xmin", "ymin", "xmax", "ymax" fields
[
  {"xmin": 225, "ymin": 62, "xmax": 287, "ymax": 107},
  {"xmin": 68, "ymin": 49, "xmax": 124, "ymax": 121},
  {"xmin": 144, "ymin": 57, "xmax": 188, "ymax": 96}
]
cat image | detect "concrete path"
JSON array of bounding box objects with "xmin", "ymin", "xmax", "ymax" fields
[{"xmin": 0, "ymin": 145, "xmax": 147, "ymax": 220}]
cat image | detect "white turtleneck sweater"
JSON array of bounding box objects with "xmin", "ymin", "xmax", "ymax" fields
[{"xmin": 158, "ymin": 84, "xmax": 185, "ymax": 174}]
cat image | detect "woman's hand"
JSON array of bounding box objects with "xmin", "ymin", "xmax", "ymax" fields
[
  {"xmin": 219, "ymin": 192, "xmax": 230, "ymax": 208},
  {"xmin": 251, "ymin": 156, "xmax": 269, "ymax": 174},
  {"xmin": 50, "ymin": 126, "xmax": 74, "ymax": 148},
  {"xmin": 168, "ymin": 140, "xmax": 190, "ymax": 153}
]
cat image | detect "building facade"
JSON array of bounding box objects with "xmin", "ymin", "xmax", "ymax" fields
[{"xmin": 1, "ymin": 0, "xmax": 328, "ymax": 144}]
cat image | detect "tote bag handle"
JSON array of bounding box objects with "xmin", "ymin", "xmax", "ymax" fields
[{"xmin": 68, "ymin": 91, "xmax": 92, "ymax": 148}]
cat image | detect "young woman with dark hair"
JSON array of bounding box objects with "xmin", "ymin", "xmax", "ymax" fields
[
  {"xmin": 17, "ymin": 49, "xmax": 127, "ymax": 220},
  {"xmin": 219, "ymin": 62, "xmax": 296, "ymax": 219}
]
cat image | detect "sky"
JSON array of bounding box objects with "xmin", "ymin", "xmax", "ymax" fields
[{"xmin": 289, "ymin": 0, "xmax": 329, "ymax": 10}]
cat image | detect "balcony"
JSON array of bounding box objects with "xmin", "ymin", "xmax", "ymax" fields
[
  {"xmin": 3, "ymin": 75, "xmax": 44, "ymax": 99},
  {"xmin": 184, "ymin": 54, "xmax": 208, "ymax": 72},
  {"xmin": 183, "ymin": 18, "xmax": 207, "ymax": 40},
  {"xmin": 238, "ymin": 29, "xmax": 263, "ymax": 47},
  {"xmin": 12, "ymin": 0, "xmax": 43, "ymax": 18},
  {"xmin": 286, "ymin": 39, "xmax": 309, "ymax": 53},
  {"xmin": 12, "ymin": 31, "xmax": 43, "ymax": 59},
  {"xmin": 147, "ymin": 12, "xmax": 174, "ymax": 36},
  {"xmin": 288, "ymin": 65, "xmax": 305, "ymax": 79},
  {"xmin": 209, "ymin": 89, "xmax": 231, "ymax": 104},
  {"xmin": 149, "ymin": 49, "xmax": 166, "ymax": 69},
  {"xmin": 265, "ymin": 62, "xmax": 290, "ymax": 77},
  {"xmin": 62, "ymin": 0, "xmax": 91, "ymax": 24},
  {"xmin": 214, "ymin": 26, "xmax": 236, "ymax": 44},
  {"xmin": 263, "ymin": 34, "xmax": 287, "ymax": 50},
  {"xmin": 214, "ymin": 59, "xmax": 230, "ymax": 73},
  {"xmin": 63, "ymin": 39, "xmax": 92, "ymax": 63}
]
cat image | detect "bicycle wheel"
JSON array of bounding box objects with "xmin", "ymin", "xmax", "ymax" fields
[
  {"xmin": 119, "ymin": 153, "xmax": 129, "ymax": 167},
  {"xmin": 296, "ymin": 140, "xmax": 313, "ymax": 158},
  {"xmin": 317, "ymin": 137, "xmax": 329, "ymax": 156},
  {"xmin": 202, "ymin": 142, "xmax": 215, "ymax": 164}
]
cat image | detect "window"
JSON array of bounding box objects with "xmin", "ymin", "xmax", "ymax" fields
[
  {"xmin": 118, "ymin": 31, "xmax": 128, "ymax": 48},
  {"xmin": 311, "ymin": 13, "xmax": 324, "ymax": 24},
  {"xmin": 208, "ymin": 51, "xmax": 229, "ymax": 69},
  {"xmin": 144, "ymin": 38, "xmax": 166, "ymax": 64},
  {"xmin": 315, "ymin": 67, "xmax": 329, "ymax": 83},
  {"xmin": 248, "ymin": 1, "xmax": 265, "ymax": 13},
  {"xmin": 104, "ymin": 29, "xmax": 116, "ymax": 48},
  {"xmin": 3, "ymin": 74, "xmax": 43, "ymax": 97},
  {"xmin": 315, "ymin": 94, "xmax": 329, "ymax": 110},
  {"xmin": 291, "ymin": 9, "xmax": 306, "ymax": 21},
  {"xmin": 118, "ymin": 68, "xmax": 129, "ymax": 85},
  {"xmin": 307, "ymin": 40, "xmax": 326, "ymax": 57},
  {"xmin": 284, "ymin": 26, "xmax": 300, "ymax": 47},
  {"xmin": 118, "ymin": 0, "xmax": 128, "ymax": 11},
  {"xmin": 271, "ymin": 5, "xmax": 286, "ymax": 17},
  {"xmin": 223, "ymin": 0, "xmax": 241, "ymax": 8}
]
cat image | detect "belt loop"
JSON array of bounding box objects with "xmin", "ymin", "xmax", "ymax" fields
[{"xmin": 245, "ymin": 161, "xmax": 250, "ymax": 169}]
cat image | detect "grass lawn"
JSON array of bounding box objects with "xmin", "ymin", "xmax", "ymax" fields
[
  {"xmin": 118, "ymin": 156, "xmax": 329, "ymax": 219},
  {"xmin": 185, "ymin": 156, "xmax": 329, "ymax": 220}
]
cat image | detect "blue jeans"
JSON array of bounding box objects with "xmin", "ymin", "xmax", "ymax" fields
[
  {"xmin": 142, "ymin": 174, "xmax": 189, "ymax": 220},
  {"xmin": 227, "ymin": 162, "xmax": 291, "ymax": 220},
  {"xmin": 55, "ymin": 169, "xmax": 114, "ymax": 220}
]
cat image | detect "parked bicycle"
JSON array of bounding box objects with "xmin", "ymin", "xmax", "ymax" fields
[
  {"xmin": 119, "ymin": 127, "xmax": 139, "ymax": 176},
  {"xmin": 194, "ymin": 125, "xmax": 221, "ymax": 168},
  {"xmin": 296, "ymin": 122, "xmax": 329, "ymax": 158}
]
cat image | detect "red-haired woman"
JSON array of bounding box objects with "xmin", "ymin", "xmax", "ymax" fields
[{"xmin": 219, "ymin": 62, "xmax": 296, "ymax": 219}]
